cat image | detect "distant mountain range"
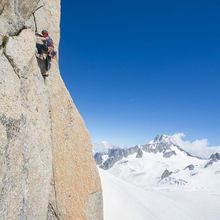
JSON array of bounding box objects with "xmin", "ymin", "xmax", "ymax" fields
[{"xmin": 94, "ymin": 134, "xmax": 220, "ymax": 189}]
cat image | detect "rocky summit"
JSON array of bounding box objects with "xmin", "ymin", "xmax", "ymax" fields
[
  {"xmin": 0, "ymin": 0, "xmax": 103, "ymax": 219},
  {"xmin": 94, "ymin": 134, "xmax": 190, "ymax": 170}
]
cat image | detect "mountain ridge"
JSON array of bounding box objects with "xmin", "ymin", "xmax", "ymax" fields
[
  {"xmin": 94, "ymin": 134, "xmax": 220, "ymax": 191},
  {"xmin": 94, "ymin": 134, "xmax": 208, "ymax": 170}
]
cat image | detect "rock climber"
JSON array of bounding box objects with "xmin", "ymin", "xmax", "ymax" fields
[{"xmin": 36, "ymin": 30, "xmax": 56, "ymax": 72}]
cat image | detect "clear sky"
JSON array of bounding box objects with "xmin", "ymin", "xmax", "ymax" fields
[{"xmin": 59, "ymin": 0, "xmax": 220, "ymax": 146}]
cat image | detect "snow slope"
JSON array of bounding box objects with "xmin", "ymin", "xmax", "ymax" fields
[
  {"xmin": 100, "ymin": 169, "xmax": 220, "ymax": 220},
  {"xmin": 98, "ymin": 135, "xmax": 220, "ymax": 220},
  {"xmin": 96, "ymin": 135, "xmax": 220, "ymax": 191},
  {"xmin": 108, "ymin": 149, "xmax": 220, "ymax": 191}
]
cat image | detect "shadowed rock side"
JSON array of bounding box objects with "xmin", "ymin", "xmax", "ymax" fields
[
  {"xmin": 0, "ymin": 0, "xmax": 103, "ymax": 219},
  {"xmin": 47, "ymin": 63, "xmax": 103, "ymax": 220}
]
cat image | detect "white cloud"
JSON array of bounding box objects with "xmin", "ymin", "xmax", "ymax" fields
[
  {"xmin": 93, "ymin": 141, "xmax": 118, "ymax": 153},
  {"xmin": 170, "ymin": 133, "xmax": 220, "ymax": 158}
]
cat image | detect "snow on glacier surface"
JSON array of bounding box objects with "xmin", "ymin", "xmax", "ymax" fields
[
  {"xmin": 100, "ymin": 169, "xmax": 220, "ymax": 220},
  {"xmin": 99, "ymin": 149, "xmax": 220, "ymax": 220}
]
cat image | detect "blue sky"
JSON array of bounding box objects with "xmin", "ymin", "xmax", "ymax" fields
[{"xmin": 60, "ymin": 0, "xmax": 220, "ymax": 146}]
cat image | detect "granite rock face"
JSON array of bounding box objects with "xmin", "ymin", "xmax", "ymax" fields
[
  {"xmin": 0, "ymin": 0, "xmax": 40, "ymax": 35},
  {"xmin": 0, "ymin": 0, "xmax": 103, "ymax": 219},
  {"xmin": 0, "ymin": 46, "xmax": 52, "ymax": 220}
]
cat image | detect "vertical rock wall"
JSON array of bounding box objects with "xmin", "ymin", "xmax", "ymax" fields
[
  {"xmin": 0, "ymin": 0, "xmax": 103, "ymax": 219},
  {"xmin": 0, "ymin": 29, "xmax": 52, "ymax": 219}
]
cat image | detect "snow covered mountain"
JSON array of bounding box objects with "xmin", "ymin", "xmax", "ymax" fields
[
  {"xmin": 95, "ymin": 135, "xmax": 198, "ymax": 169},
  {"xmin": 100, "ymin": 169, "xmax": 220, "ymax": 220},
  {"xmin": 95, "ymin": 134, "xmax": 220, "ymax": 189},
  {"xmin": 96, "ymin": 135, "xmax": 220, "ymax": 220}
]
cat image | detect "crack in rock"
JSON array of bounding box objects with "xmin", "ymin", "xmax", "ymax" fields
[
  {"xmin": 3, "ymin": 51, "xmax": 20, "ymax": 78},
  {"xmin": 47, "ymin": 203, "xmax": 59, "ymax": 220}
]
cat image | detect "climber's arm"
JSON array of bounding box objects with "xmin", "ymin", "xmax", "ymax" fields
[
  {"xmin": 35, "ymin": 32, "xmax": 42, "ymax": 37},
  {"xmin": 35, "ymin": 33, "xmax": 46, "ymax": 41}
]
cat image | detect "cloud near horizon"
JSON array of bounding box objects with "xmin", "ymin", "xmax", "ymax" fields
[
  {"xmin": 93, "ymin": 133, "xmax": 220, "ymax": 158},
  {"xmin": 93, "ymin": 141, "xmax": 118, "ymax": 153},
  {"xmin": 170, "ymin": 133, "xmax": 220, "ymax": 158}
]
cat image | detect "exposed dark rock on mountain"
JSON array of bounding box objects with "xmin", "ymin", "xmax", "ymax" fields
[
  {"xmin": 184, "ymin": 164, "xmax": 195, "ymax": 171},
  {"xmin": 204, "ymin": 153, "xmax": 220, "ymax": 168},
  {"xmin": 163, "ymin": 151, "xmax": 176, "ymax": 158},
  {"xmin": 136, "ymin": 148, "xmax": 143, "ymax": 158},
  {"xmin": 161, "ymin": 169, "xmax": 173, "ymax": 179}
]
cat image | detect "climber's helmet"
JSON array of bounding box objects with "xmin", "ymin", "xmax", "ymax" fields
[{"xmin": 42, "ymin": 30, "xmax": 49, "ymax": 37}]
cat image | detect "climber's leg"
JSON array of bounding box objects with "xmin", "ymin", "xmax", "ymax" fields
[
  {"xmin": 36, "ymin": 44, "xmax": 48, "ymax": 59},
  {"xmin": 36, "ymin": 43, "xmax": 43, "ymax": 54},
  {"xmin": 45, "ymin": 55, "xmax": 52, "ymax": 71}
]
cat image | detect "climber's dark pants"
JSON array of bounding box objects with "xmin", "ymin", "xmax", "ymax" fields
[
  {"xmin": 36, "ymin": 44, "xmax": 56, "ymax": 71},
  {"xmin": 36, "ymin": 43, "xmax": 48, "ymax": 55}
]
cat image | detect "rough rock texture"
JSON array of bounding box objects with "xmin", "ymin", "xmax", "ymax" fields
[
  {"xmin": 0, "ymin": 0, "xmax": 103, "ymax": 220},
  {"xmin": 4, "ymin": 29, "xmax": 36, "ymax": 76},
  {"xmin": 0, "ymin": 0, "xmax": 40, "ymax": 35},
  {"xmin": 0, "ymin": 39, "xmax": 52, "ymax": 219},
  {"xmin": 0, "ymin": 35, "xmax": 3, "ymax": 46},
  {"xmin": 47, "ymin": 63, "xmax": 103, "ymax": 220}
]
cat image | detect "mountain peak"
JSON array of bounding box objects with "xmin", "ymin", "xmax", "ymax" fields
[
  {"xmin": 142, "ymin": 134, "xmax": 177, "ymax": 156},
  {"xmin": 210, "ymin": 153, "xmax": 220, "ymax": 160},
  {"xmin": 204, "ymin": 153, "xmax": 220, "ymax": 168},
  {"xmin": 153, "ymin": 134, "xmax": 173, "ymax": 144}
]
